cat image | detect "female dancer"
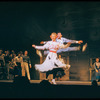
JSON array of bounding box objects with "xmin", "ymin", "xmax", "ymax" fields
[{"xmin": 32, "ymin": 32, "xmax": 71, "ymax": 84}]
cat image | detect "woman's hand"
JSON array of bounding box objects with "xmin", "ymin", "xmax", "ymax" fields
[{"xmin": 40, "ymin": 41, "xmax": 44, "ymax": 44}]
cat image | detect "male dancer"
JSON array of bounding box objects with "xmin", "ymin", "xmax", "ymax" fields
[{"xmin": 40, "ymin": 32, "xmax": 87, "ymax": 55}]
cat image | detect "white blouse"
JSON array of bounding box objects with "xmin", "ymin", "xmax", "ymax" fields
[{"xmin": 35, "ymin": 41, "xmax": 69, "ymax": 52}]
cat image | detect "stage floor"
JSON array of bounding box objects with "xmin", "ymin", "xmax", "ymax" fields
[{"xmin": 0, "ymin": 80, "xmax": 100, "ymax": 85}]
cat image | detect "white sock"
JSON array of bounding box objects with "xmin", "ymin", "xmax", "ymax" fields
[{"xmin": 52, "ymin": 79, "xmax": 56, "ymax": 84}]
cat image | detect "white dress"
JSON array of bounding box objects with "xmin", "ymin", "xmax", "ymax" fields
[{"xmin": 35, "ymin": 41, "xmax": 69, "ymax": 72}]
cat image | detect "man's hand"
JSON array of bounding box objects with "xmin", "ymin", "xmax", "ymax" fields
[
  {"xmin": 32, "ymin": 45, "xmax": 36, "ymax": 48},
  {"xmin": 40, "ymin": 41, "xmax": 44, "ymax": 44},
  {"xmin": 78, "ymin": 40, "xmax": 83, "ymax": 44}
]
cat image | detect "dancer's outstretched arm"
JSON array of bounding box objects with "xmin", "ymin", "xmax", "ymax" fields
[
  {"xmin": 32, "ymin": 42, "xmax": 49, "ymax": 50},
  {"xmin": 63, "ymin": 37, "xmax": 83, "ymax": 44}
]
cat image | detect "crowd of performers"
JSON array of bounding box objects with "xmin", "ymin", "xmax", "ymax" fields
[
  {"xmin": 0, "ymin": 50, "xmax": 31, "ymax": 80},
  {"xmin": 32, "ymin": 32, "xmax": 87, "ymax": 84}
]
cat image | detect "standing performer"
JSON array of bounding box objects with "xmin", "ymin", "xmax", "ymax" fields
[
  {"xmin": 4, "ymin": 50, "xmax": 11, "ymax": 80},
  {"xmin": 56, "ymin": 55, "xmax": 66, "ymax": 81},
  {"xmin": 22, "ymin": 51, "xmax": 32, "ymax": 80},
  {"xmin": 40, "ymin": 32, "xmax": 87, "ymax": 55},
  {"xmin": 92, "ymin": 58, "xmax": 100, "ymax": 82},
  {"xmin": 32, "ymin": 32, "xmax": 71, "ymax": 84}
]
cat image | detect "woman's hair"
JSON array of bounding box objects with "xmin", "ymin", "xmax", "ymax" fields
[{"xmin": 51, "ymin": 32, "xmax": 57, "ymax": 36}]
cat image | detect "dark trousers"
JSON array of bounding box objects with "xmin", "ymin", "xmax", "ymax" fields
[
  {"xmin": 91, "ymin": 70, "xmax": 100, "ymax": 81},
  {"xmin": 5, "ymin": 63, "xmax": 10, "ymax": 79},
  {"xmin": 14, "ymin": 62, "xmax": 22, "ymax": 77}
]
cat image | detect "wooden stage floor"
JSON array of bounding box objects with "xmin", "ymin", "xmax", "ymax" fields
[{"xmin": 0, "ymin": 80, "xmax": 100, "ymax": 85}]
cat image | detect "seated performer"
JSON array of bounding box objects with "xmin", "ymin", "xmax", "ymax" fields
[
  {"xmin": 57, "ymin": 55, "xmax": 70, "ymax": 69},
  {"xmin": 56, "ymin": 55, "xmax": 65, "ymax": 81},
  {"xmin": 92, "ymin": 58, "xmax": 100, "ymax": 82},
  {"xmin": 40, "ymin": 32, "xmax": 87, "ymax": 55},
  {"xmin": 56, "ymin": 55, "xmax": 70, "ymax": 81},
  {"xmin": 13, "ymin": 53, "xmax": 23, "ymax": 77},
  {"xmin": 32, "ymin": 32, "xmax": 71, "ymax": 84}
]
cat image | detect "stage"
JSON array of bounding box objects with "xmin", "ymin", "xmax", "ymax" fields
[{"xmin": 0, "ymin": 80, "xmax": 100, "ymax": 86}]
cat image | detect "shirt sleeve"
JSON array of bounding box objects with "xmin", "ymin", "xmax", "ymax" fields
[
  {"xmin": 43, "ymin": 41, "xmax": 48, "ymax": 44},
  {"xmin": 63, "ymin": 38, "xmax": 78, "ymax": 44},
  {"xmin": 35, "ymin": 42, "xmax": 49, "ymax": 50}
]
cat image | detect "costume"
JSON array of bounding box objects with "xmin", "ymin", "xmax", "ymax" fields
[
  {"xmin": 13, "ymin": 56, "xmax": 23, "ymax": 76},
  {"xmin": 94, "ymin": 62, "xmax": 100, "ymax": 80},
  {"xmin": 22, "ymin": 55, "xmax": 31, "ymax": 80},
  {"xmin": 35, "ymin": 40, "xmax": 71, "ymax": 84},
  {"xmin": 35, "ymin": 41, "xmax": 69, "ymax": 72},
  {"xmin": 91, "ymin": 62, "xmax": 100, "ymax": 81},
  {"xmin": 43, "ymin": 37, "xmax": 80, "ymax": 55}
]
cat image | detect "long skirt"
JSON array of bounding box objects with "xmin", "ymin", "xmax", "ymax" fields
[{"xmin": 35, "ymin": 52, "xmax": 66, "ymax": 72}]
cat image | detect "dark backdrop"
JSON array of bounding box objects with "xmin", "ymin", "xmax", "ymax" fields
[{"xmin": 0, "ymin": 1, "xmax": 100, "ymax": 80}]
